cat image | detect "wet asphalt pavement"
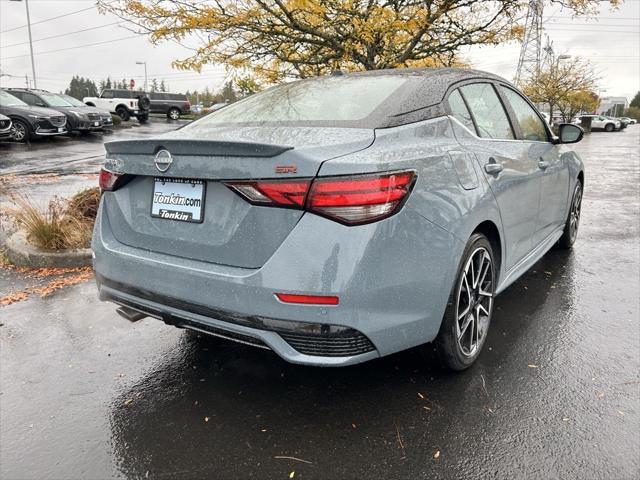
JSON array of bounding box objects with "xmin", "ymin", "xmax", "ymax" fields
[{"xmin": 1, "ymin": 124, "xmax": 639, "ymax": 479}]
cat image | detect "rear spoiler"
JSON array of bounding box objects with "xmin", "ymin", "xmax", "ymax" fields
[{"xmin": 104, "ymin": 139, "xmax": 293, "ymax": 158}]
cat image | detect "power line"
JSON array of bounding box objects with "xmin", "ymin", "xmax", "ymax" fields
[
  {"xmin": 0, "ymin": 34, "xmax": 143, "ymax": 60},
  {"xmin": 2, "ymin": 22, "xmax": 122, "ymax": 48},
  {"xmin": 0, "ymin": 1, "xmax": 114, "ymax": 34}
]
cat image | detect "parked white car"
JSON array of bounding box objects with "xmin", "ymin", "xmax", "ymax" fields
[
  {"xmin": 578, "ymin": 115, "xmax": 621, "ymax": 132},
  {"xmin": 83, "ymin": 89, "xmax": 150, "ymax": 123}
]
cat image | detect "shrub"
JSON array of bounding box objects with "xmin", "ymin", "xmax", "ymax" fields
[
  {"xmin": 67, "ymin": 187, "xmax": 100, "ymax": 220},
  {"xmin": 10, "ymin": 187, "xmax": 101, "ymax": 251}
]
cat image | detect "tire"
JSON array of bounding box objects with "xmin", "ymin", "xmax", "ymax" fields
[
  {"xmin": 137, "ymin": 95, "xmax": 151, "ymax": 111},
  {"xmin": 435, "ymin": 233, "xmax": 496, "ymax": 371},
  {"xmin": 604, "ymin": 123, "xmax": 614, "ymax": 132},
  {"xmin": 11, "ymin": 119, "xmax": 31, "ymax": 143},
  {"xmin": 167, "ymin": 108, "xmax": 181, "ymax": 120},
  {"xmin": 116, "ymin": 107, "xmax": 130, "ymax": 122},
  {"xmin": 558, "ymin": 180, "xmax": 583, "ymax": 249}
]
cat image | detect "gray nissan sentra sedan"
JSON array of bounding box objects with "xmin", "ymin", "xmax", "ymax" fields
[{"xmin": 93, "ymin": 68, "xmax": 584, "ymax": 370}]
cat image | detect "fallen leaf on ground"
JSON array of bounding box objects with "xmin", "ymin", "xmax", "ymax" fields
[
  {"xmin": 434, "ymin": 450, "xmax": 440, "ymax": 459},
  {"xmin": 417, "ymin": 392, "xmax": 425, "ymax": 399},
  {"xmin": 0, "ymin": 291, "xmax": 29, "ymax": 306},
  {"xmin": 123, "ymin": 399, "xmax": 133, "ymax": 406},
  {"xmin": 527, "ymin": 364, "xmax": 538, "ymax": 368},
  {"xmin": 204, "ymin": 416, "xmax": 210, "ymax": 422},
  {"xmin": 289, "ymin": 472, "xmax": 295, "ymax": 479}
]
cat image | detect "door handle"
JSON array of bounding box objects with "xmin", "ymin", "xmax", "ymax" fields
[
  {"xmin": 484, "ymin": 158, "xmax": 503, "ymax": 175},
  {"xmin": 538, "ymin": 160, "xmax": 550, "ymax": 170}
]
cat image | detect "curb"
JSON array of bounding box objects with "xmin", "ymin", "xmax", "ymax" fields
[{"xmin": 4, "ymin": 231, "xmax": 92, "ymax": 268}]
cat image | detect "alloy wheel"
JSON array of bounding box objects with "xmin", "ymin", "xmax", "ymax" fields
[
  {"xmin": 12, "ymin": 122, "xmax": 26, "ymax": 142},
  {"xmin": 456, "ymin": 247, "xmax": 494, "ymax": 357},
  {"xmin": 569, "ymin": 183, "xmax": 582, "ymax": 242},
  {"xmin": 169, "ymin": 109, "xmax": 180, "ymax": 120}
]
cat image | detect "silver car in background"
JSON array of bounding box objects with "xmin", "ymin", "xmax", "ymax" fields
[{"xmin": 93, "ymin": 68, "xmax": 585, "ymax": 370}]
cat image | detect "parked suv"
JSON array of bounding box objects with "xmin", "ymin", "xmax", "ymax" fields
[
  {"xmin": 579, "ymin": 115, "xmax": 621, "ymax": 132},
  {"xmin": 84, "ymin": 89, "xmax": 150, "ymax": 123},
  {"xmin": 7, "ymin": 88, "xmax": 107, "ymax": 134},
  {"xmin": 0, "ymin": 89, "xmax": 67, "ymax": 142},
  {"xmin": 149, "ymin": 92, "xmax": 191, "ymax": 120},
  {"xmin": 59, "ymin": 94, "xmax": 114, "ymax": 130},
  {"xmin": 0, "ymin": 113, "xmax": 13, "ymax": 141}
]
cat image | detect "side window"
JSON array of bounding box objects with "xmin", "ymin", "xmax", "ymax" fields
[
  {"xmin": 460, "ymin": 83, "xmax": 514, "ymax": 140},
  {"xmin": 9, "ymin": 91, "xmax": 25, "ymax": 101},
  {"xmin": 101, "ymin": 90, "xmax": 114, "ymax": 99},
  {"xmin": 447, "ymin": 89, "xmax": 476, "ymax": 133},
  {"xmin": 22, "ymin": 92, "xmax": 40, "ymax": 106},
  {"xmin": 500, "ymin": 87, "xmax": 548, "ymax": 142}
]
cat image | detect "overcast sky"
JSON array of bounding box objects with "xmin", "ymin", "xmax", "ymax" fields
[{"xmin": 0, "ymin": 0, "xmax": 638, "ymax": 101}]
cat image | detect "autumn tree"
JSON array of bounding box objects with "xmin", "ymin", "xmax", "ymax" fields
[
  {"xmin": 557, "ymin": 90, "xmax": 600, "ymax": 122},
  {"xmin": 521, "ymin": 56, "xmax": 599, "ymax": 120},
  {"xmin": 100, "ymin": 1, "xmax": 614, "ymax": 82}
]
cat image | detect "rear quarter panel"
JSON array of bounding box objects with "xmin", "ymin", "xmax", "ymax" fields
[{"xmin": 316, "ymin": 117, "xmax": 505, "ymax": 343}]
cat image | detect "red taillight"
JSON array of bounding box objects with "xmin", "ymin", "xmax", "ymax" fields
[
  {"xmin": 99, "ymin": 168, "xmax": 123, "ymax": 191},
  {"xmin": 226, "ymin": 179, "xmax": 311, "ymax": 208},
  {"xmin": 186, "ymin": 101, "xmax": 191, "ymax": 108},
  {"xmin": 275, "ymin": 293, "xmax": 339, "ymax": 305},
  {"xmin": 308, "ymin": 171, "xmax": 415, "ymax": 224},
  {"xmin": 225, "ymin": 170, "xmax": 415, "ymax": 225}
]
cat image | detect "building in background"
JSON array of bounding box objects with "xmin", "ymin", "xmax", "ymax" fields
[{"xmin": 598, "ymin": 96, "xmax": 628, "ymax": 117}]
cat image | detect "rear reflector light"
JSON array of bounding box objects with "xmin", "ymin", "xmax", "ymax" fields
[
  {"xmin": 99, "ymin": 168, "xmax": 124, "ymax": 191},
  {"xmin": 225, "ymin": 170, "xmax": 415, "ymax": 225},
  {"xmin": 276, "ymin": 293, "xmax": 339, "ymax": 305}
]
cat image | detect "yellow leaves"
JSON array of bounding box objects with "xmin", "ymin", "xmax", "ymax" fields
[{"xmin": 102, "ymin": 0, "xmax": 606, "ymax": 83}]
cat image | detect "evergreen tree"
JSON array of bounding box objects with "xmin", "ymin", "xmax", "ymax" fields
[
  {"xmin": 151, "ymin": 78, "xmax": 159, "ymax": 92},
  {"xmin": 64, "ymin": 76, "xmax": 98, "ymax": 100},
  {"xmin": 160, "ymin": 80, "xmax": 166, "ymax": 92},
  {"xmin": 221, "ymin": 81, "xmax": 237, "ymax": 103},
  {"xmin": 630, "ymin": 91, "xmax": 640, "ymax": 109}
]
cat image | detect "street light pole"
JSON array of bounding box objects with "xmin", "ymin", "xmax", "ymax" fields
[
  {"xmin": 9, "ymin": 0, "xmax": 36, "ymax": 88},
  {"xmin": 136, "ymin": 61, "xmax": 148, "ymax": 92}
]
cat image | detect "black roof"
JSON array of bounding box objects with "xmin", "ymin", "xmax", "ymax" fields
[{"xmin": 296, "ymin": 67, "xmax": 513, "ymax": 128}]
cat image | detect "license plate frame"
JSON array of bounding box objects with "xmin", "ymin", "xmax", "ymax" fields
[{"xmin": 151, "ymin": 177, "xmax": 206, "ymax": 224}]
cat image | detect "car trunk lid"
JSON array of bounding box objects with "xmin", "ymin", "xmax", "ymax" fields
[{"xmin": 102, "ymin": 126, "xmax": 374, "ymax": 268}]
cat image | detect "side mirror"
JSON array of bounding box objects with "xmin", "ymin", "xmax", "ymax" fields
[
  {"xmin": 36, "ymin": 102, "xmax": 46, "ymax": 107},
  {"xmin": 556, "ymin": 123, "xmax": 584, "ymax": 144}
]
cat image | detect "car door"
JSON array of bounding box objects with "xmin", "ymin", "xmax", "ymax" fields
[
  {"xmin": 452, "ymin": 82, "xmax": 541, "ymax": 271},
  {"xmin": 498, "ymin": 86, "xmax": 569, "ymax": 246}
]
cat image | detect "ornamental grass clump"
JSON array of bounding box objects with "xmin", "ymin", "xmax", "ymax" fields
[{"xmin": 11, "ymin": 187, "xmax": 100, "ymax": 251}]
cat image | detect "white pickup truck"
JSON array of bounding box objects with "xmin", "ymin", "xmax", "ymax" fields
[{"xmin": 83, "ymin": 89, "xmax": 150, "ymax": 123}]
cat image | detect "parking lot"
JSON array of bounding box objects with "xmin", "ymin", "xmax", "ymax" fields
[{"xmin": 0, "ymin": 122, "xmax": 638, "ymax": 479}]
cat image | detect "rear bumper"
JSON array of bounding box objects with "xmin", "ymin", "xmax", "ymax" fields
[{"xmin": 92, "ymin": 199, "xmax": 460, "ymax": 366}]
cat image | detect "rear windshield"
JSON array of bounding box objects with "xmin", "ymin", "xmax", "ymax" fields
[{"xmin": 185, "ymin": 76, "xmax": 408, "ymax": 129}]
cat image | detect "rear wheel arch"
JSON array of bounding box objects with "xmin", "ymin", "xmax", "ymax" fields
[
  {"xmin": 471, "ymin": 221, "xmax": 502, "ymax": 282},
  {"xmin": 577, "ymin": 170, "xmax": 584, "ymax": 187}
]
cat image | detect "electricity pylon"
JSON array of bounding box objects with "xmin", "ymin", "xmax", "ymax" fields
[{"xmin": 515, "ymin": 0, "xmax": 544, "ymax": 85}]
